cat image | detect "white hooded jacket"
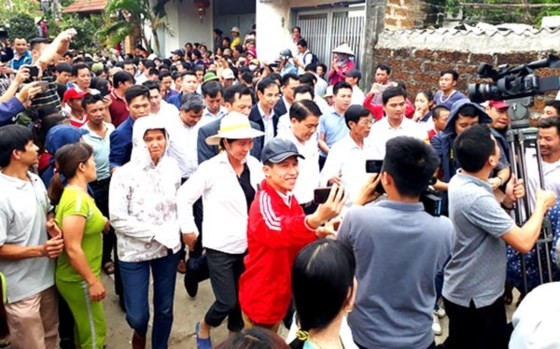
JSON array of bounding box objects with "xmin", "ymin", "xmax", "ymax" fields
[{"xmin": 109, "ymin": 116, "xmax": 182, "ymax": 262}]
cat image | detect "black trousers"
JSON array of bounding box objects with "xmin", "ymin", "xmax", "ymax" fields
[
  {"xmin": 89, "ymin": 178, "xmax": 116, "ymax": 265},
  {"xmin": 204, "ymin": 248, "xmax": 245, "ymax": 332},
  {"xmin": 443, "ymin": 296, "xmax": 510, "ymax": 349}
]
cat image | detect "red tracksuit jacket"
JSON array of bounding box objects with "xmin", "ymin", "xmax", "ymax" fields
[{"xmin": 239, "ymin": 180, "xmax": 317, "ymax": 325}]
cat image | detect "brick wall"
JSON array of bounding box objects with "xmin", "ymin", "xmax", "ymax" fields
[
  {"xmin": 384, "ymin": 0, "xmax": 426, "ymax": 29},
  {"xmin": 372, "ymin": 47, "xmax": 560, "ymax": 110}
]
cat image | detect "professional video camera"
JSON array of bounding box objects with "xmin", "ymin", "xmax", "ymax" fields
[
  {"xmin": 469, "ymin": 56, "xmax": 560, "ymax": 292},
  {"xmin": 468, "ymin": 55, "xmax": 560, "ymax": 128}
]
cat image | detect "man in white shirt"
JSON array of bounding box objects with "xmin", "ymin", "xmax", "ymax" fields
[
  {"xmin": 321, "ymin": 105, "xmax": 379, "ymax": 205},
  {"xmin": 277, "ymin": 100, "xmax": 321, "ymax": 212},
  {"xmin": 276, "ymin": 73, "xmax": 300, "ymax": 116},
  {"xmin": 164, "ymin": 93, "xmax": 205, "ymax": 181},
  {"xmin": 293, "ymin": 39, "xmax": 314, "ymax": 75},
  {"xmin": 249, "ymin": 77, "xmax": 281, "ymax": 147},
  {"xmin": 526, "ymin": 116, "xmax": 560, "ymax": 208},
  {"xmin": 277, "ymin": 84, "xmax": 315, "ymax": 137},
  {"xmin": 200, "ymin": 80, "xmax": 227, "ymax": 127},
  {"xmin": 368, "ymin": 87, "xmax": 423, "ymax": 158},
  {"xmin": 344, "ymin": 69, "xmax": 365, "ymax": 105},
  {"xmin": 143, "ymin": 80, "xmax": 179, "ymax": 118}
]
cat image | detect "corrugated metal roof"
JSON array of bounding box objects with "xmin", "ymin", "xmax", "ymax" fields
[{"xmin": 62, "ymin": 0, "xmax": 107, "ymax": 13}]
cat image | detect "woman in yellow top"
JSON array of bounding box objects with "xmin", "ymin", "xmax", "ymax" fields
[
  {"xmin": 48, "ymin": 143, "xmax": 107, "ymax": 349},
  {"xmin": 230, "ymin": 26, "xmax": 241, "ymax": 50}
]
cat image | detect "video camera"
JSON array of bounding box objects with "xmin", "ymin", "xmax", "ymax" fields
[
  {"xmin": 467, "ymin": 55, "xmax": 560, "ymax": 128},
  {"xmin": 365, "ymin": 160, "xmax": 442, "ymax": 217}
]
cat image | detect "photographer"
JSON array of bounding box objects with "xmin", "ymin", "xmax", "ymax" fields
[
  {"xmin": 0, "ymin": 67, "xmax": 42, "ymax": 126},
  {"xmin": 443, "ymin": 125, "xmax": 557, "ymax": 349},
  {"xmin": 338, "ymin": 136, "xmax": 453, "ymax": 349}
]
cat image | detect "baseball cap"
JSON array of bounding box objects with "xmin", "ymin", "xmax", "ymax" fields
[
  {"xmin": 488, "ymin": 100, "xmax": 508, "ymax": 109},
  {"xmin": 171, "ymin": 49, "xmax": 185, "ymax": 56},
  {"xmin": 221, "ymin": 68, "xmax": 235, "ymax": 80},
  {"xmin": 203, "ymin": 72, "xmax": 219, "ymax": 83},
  {"xmin": 262, "ymin": 138, "xmax": 305, "ymax": 164},
  {"xmin": 63, "ymin": 88, "xmax": 86, "ymax": 102},
  {"xmin": 344, "ymin": 69, "xmax": 362, "ymax": 79},
  {"xmin": 91, "ymin": 62, "xmax": 104, "ymax": 73},
  {"xmin": 279, "ymin": 49, "xmax": 292, "ymax": 59}
]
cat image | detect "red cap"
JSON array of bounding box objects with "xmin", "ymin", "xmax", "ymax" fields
[
  {"xmin": 63, "ymin": 88, "xmax": 86, "ymax": 103},
  {"xmin": 488, "ymin": 100, "xmax": 508, "ymax": 109}
]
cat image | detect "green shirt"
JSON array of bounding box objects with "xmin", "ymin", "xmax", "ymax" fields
[{"xmin": 55, "ymin": 188, "xmax": 104, "ymax": 283}]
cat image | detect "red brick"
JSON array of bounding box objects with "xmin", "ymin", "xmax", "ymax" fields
[
  {"xmin": 403, "ymin": 59, "xmax": 423, "ymax": 71},
  {"xmin": 399, "ymin": 18, "xmax": 416, "ymax": 28},
  {"xmin": 438, "ymin": 50, "xmax": 469, "ymax": 63},
  {"xmin": 383, "ymin": 58, "xmax": 404, "ymax": 70},
  {"xmin": 392, "ymin": 48, "xmax": 411, "ymax": 58},
  {"xmin": 469, "ymin": 53, "xmax": 494, "ymax": 65},
  {"xmin": 413, "ymin": 72, "xmax": 439, "ymax": 85},
  {"xmin": 495, "ymin": 53, "xmax": 540, "ymax": 66},
  {"xmin": 455, "ymin": 64, "xmax": 479, "ymax": 75},
  {"xmin": 392, "ymin": 71, "xmax": 411, "ymax": 82},
  {"xmin": 385, "ymin": 18, "xmax": 399, "ymax": 27},
  {"xmin": 536, "ymin": 68, "xmax": 560, "ymax": 77},
  {"xmin": 422, "ymin": 61, "xmax": 452, "ymax": 74},
  {"xmin": 374, "ymin": 48, "xmax": 393, "ymax": 59},
  {"xmin": 413, "ymin": 49, "xmax": 436, "ymax": 60}
]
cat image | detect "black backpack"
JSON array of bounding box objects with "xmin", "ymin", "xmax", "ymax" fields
[{"xmin": 305, "ymin": 52, "xmax": 319, "ymax": 65}]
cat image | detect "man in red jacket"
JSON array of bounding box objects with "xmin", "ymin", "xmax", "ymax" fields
[{"xmin": 239, "ymin": 138, "xmax": 345, "ymax": 330}]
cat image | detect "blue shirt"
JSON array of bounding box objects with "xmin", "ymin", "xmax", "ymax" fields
[
  {"xmin": 338, "ymin": 200, "xmax": 453, "ymax": 348},
  {"xmin": 109, "ymin": 116, "xmax": 134, "ymax": 170},
  {"xmin": 0, "ymin": 97, "xmax": 25, "ymax": 127},
  {"xmin": 319, "ymin": 109, "xmax": 348, "ymax": 156},
  {"xmin": 9, "ymin": 51, "xmax": 32, "ymax": 70},
  {"xmin": 163, "ymin": 89, "xmax": 178, "ymax": 103}
]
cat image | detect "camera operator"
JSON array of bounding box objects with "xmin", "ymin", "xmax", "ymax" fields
[
  {"xmin": 505, "ymin": 116, "xmax": 560, "ymax": 301},
  {"xmin": 338, "ymin": 136, "xmax": 453, "ymax": 349},
  {"xmin": 443, "ymin": 125, "xmax": 557, "ymax": 349}
]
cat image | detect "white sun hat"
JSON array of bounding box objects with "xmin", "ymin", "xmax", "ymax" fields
[
  {"xmin": 206, "ymin": 112, "xmax": 265, "ymax": 145},
  {"xmin": 332, "ymin": 43, "xmax": 355, "ymax": 56}
]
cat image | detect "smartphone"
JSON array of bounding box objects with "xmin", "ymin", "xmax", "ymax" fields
[
  {"xmin": 365, "ymin": 160, "xmax": 386, "ymax": 194},
  {"xmin": 36, "ymin": 80, "xmax": 49, "ymax": 92},
  {"xmin": 98, "ymin": 85, "xmax": 110, "ymax": 97},
  {"xmin": 21, "ymin": 65, "xmax": 39, "ymax": 83},
  {"xmin": 365, "ymin": 159, "xmax": 383, "ymax": 173},
  {"xmin": 313, "ymin": 186, "xmax": 344, "ymax": 205}
]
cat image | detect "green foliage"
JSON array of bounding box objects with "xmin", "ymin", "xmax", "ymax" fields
[
  {"xmin": 49, "ymin": 14, "xmax": 104, "ymax": 52},
  {"xmin": 444, "ymin": 0, "xmax": 560, "ymax": 26},
  {"xmin": 0, "ymin": 0, "xmax": 42, "ymax": 17},
  {"xmin": 100, "ymin": 0, "xmax": 174, "ymax": 54},
  {"xmin": 4, "ymin": 12, "xmax": 38, "ymax": 41}
]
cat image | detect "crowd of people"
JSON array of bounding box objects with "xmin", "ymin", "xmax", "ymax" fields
[{"xmin": 1, "ymin": 23, "xmax": 560, "ymax": 349}]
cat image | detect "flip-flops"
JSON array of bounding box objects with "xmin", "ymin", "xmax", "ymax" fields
[{"xmin": 195, "ymin": 322, "xmax": 212, "ymax": 349}]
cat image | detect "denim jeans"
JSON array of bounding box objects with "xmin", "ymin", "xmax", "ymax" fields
[{"xmin": 119, "ymin": 251, "xmax": 180, "ymax": 349}]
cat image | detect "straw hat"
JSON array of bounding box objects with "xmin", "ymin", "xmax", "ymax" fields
[
  {"xmin": 332, "ymin": 43, "xmax": 355, "ymax": 56},
  {"xmin": 231, "ymin": 26, "xmax": 240, "ymax": 33},
  {"xmin": 206, "ymin": 112, "xmax": 265, "ymax": 145}
]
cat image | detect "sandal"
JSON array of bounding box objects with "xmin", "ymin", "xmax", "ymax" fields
[
  {"xmin": 102, "ymin": 261, "xmax": 115, "ymax": 275},
  {"xmin": 177, "ymin": 259, "xmax": 187, "ymax": 274}
]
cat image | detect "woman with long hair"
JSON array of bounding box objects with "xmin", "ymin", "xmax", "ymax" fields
[
  {"xmin": 413, "ymin": 90, "xmax": 435, "ymax": 123},
  {"xmin": 49, "ymin": 142, "xmax": 107, "ymax": 349},
  {"xmin": 289, "ymin": 239, "xmax": 358, "ymax": 349}
]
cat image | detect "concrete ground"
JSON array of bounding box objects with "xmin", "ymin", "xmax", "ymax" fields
[{"xmin": 102, "ymin": 272, "xmax": 518, "ymax": 348}]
